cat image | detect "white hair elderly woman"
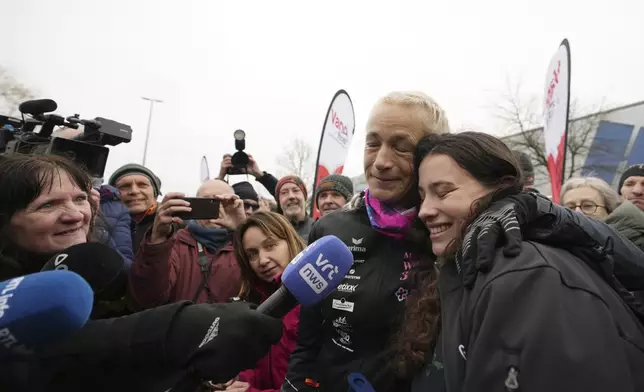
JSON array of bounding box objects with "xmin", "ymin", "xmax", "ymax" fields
[{"xmin": 561, "ymin": 176, "xmax": 644, "ymax": 251}]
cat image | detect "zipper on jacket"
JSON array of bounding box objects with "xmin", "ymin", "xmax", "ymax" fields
[{"xmin": 504, "ymin": 366, "xmax": 519, "ymax": 390}]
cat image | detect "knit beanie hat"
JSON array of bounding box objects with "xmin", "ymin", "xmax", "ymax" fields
[
  {"xmin": 618, "ymin": 164, "xmax": 644, "ymax": 195},
  {"xmin": 108, "ymin": 163, "xmax": 162, "ymax": 197},
  {"xmin": 511, "ymin": 150, "xmax": 535, "ymax": 185},
  {"xmin": 315, "ymin": 174, "xmax": 354, "ymax": 204},
  {"xmin": 275, "ymin": 175, "xmax": 308, "ymax": 208},
  {"xmin": 232, "ymin": 181, "xmax": 259, "ymax": 202}
]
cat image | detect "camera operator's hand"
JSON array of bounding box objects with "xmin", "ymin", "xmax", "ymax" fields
[
  {"xmin": 218, "ymin": 154, "xmax": 233, "ymax": 180},
  {"xmin": 211, "ymin": 194, "xmax": 246, "ymax": 230},
  {"xmin": 150, "ymin": 192, "xmax": 190, "ymax": 245},
  {"xmin": 246, "ymin": 155, "xmax": 263, "ymax": 179},
  {"xmin": 168, "ymin": 301, "xmax": 283, "ymax": 384}
]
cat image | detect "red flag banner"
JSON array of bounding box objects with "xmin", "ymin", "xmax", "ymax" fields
[
  {"xmin": 543, "ymin": 39, "xmax": 571, "ymax": 203},
  {"xmin": 310, "ymin": 90, "xmax": 356, "ymax": 219}
]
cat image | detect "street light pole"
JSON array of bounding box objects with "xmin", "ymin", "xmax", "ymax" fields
[{"xmin": 141, "ymin": 96, "xmax": 164, "ymax": 166}]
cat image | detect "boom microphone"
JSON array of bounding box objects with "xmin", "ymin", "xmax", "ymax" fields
[
  {"xmin": 256, "ymin": 235, "xmax": 353, "ymax": 318},
  {"xmin": 0, "ymin": 270, "xmax": 93, "ymax": 360},
  {"xmin": 41, "ymin": 242, "xmax": 126, "ymax": 301},
  {"xmin": 18, "ymin": 99, "xmax": 58, "ymax": 115}
]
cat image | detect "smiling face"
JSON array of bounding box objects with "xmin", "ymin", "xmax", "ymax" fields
[
  {"xmin": 364, "ymin": 103, "xmax": 428, "ymax": 204},
  {"xmin": 417, "ymin": 153, "xmax": 492, "ymax": 256},
  {"xmin": 278, "ymin": 183, "xmax": 306, "ymax": 221},
  {"xmin": 8, "ymin": 171, "xmax": 92, "ymax": 255},
  {"xmin": 242, "ymin": 226, "xmax": 291, "ymax": 282},
  {"xmin": 115, "ymin": 174, "xmax": 156, "ymax": 215}
]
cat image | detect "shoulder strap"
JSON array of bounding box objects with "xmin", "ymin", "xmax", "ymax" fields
[{"xmin": 191, "ymin": 242, "xmax": 214, "ymax": 303}]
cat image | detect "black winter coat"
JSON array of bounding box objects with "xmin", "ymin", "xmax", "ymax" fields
[{"xmin": 283, "ymin": 196, "xmax": 431, "ymax": 392}]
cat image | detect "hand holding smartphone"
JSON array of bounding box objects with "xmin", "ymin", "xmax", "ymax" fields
[{"xmin": 174, "ymin": 197, "xmax": 221, "ymax": 220}]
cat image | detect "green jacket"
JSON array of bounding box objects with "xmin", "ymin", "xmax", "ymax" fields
[{"xmin": 606, "ymin": 201, "xmax": 644, "ymax": 252}]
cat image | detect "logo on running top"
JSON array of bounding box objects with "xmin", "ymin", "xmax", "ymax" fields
[
  {"xmin": 336, "ymin": 283, "xmax": 359, "ymax": 293},
  {"xmin": 348, "ymin": 238, "xmax": 366, "ymax": 252}
]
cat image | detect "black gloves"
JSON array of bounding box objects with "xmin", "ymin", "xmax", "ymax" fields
[
  {"xmin": 457, "ymin": 194, "xmax": 533, "ymax": 287},
  {"xmin": 168, "ymin": 301, "xmax": 283, "ymax": 384},
  {"xmin": 458, "ymin": 191, "xmax": 644, "ymax": 296}
]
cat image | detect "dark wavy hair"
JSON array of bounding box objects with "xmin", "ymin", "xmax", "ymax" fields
[
  {"xmin": 0, "ymin": 154, "xmax": 97, "ymax": 278},
  {"xmin": 391, "ymin": 131, "xmax": 524, "ymax": 378},
  {"xmin": 233, "ymin": 211, "xmax": 306, "ymax": 304}
]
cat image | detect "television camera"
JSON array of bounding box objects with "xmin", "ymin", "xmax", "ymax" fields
[{"xmin": 0, "ymin": 99, "xmax": 132, "ymax": 179}]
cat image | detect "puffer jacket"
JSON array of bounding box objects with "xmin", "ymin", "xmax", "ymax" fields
[
  {"xmin": 606, "ymin": 201, "xmax": 644, "ymax": 252},
  {"xmin": 94, "ymin": 185, "xmax": 133, "ymax": 271},
  {"xmin": 237, "ymin": 278, "xmax": 300, "ymax": 391}
]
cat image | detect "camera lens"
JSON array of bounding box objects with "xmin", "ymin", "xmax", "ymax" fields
[{"xmin": 233, "ymin": 129, "xmax": 245, "ymax": 141}]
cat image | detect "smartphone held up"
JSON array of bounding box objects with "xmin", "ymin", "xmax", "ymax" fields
[{"xmin": 174, "ymin": 197, "xmax": 221, "ymax": 220}]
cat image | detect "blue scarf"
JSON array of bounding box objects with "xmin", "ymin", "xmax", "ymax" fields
[{"xmin": 186, "ymin": 220, "xmax": 230, "ymax": 252}]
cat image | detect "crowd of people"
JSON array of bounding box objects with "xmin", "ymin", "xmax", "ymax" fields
[{"xmin": 1, "ymin": 90, "xmax": 643, "ymax": 392}]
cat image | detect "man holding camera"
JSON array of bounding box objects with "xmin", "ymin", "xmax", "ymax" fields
[
  {"xmin": 217, "ymin": 153, "xmax": 280, "ymax": 199},
  {"xmin": 127, "ymin": 179, "xmax": 243, "ymax": 311}
]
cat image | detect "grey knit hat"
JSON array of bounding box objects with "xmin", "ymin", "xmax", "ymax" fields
[
  {"xmin": 108, "ymin": 163, "xmax": 162, "ymax": 197},
  {"xmin": 315, "ymin": 174, "xmax": 354, "ymax": 204}
]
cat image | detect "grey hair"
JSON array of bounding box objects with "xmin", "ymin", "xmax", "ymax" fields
[
  {"xmin": 372, "ymin": 91, "xmax": 450, "ymax": 135},
  {"xmin": 560, "ymin": 176, "xmax": 621, "ymax": 214}
]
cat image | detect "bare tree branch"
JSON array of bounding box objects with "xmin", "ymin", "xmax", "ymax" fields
[
  {"xmin": 276, "ymin": 138, "xmax": 315, "ymax": 189},
  {"xmin": 0, "ymin": 67, "xmax": 36, "ymax": 117},
  {"xmin": 495, "ymin": 79, "xmax": 605, "ymax": 182}
]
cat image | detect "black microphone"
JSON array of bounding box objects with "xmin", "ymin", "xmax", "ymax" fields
[
  {"xmin": 41, "ymin": 243, "xmax": 126, "ymax": 301},
  {"xmin": 18, "ymin": 99, "xmax": 57, "ymax": 115}
]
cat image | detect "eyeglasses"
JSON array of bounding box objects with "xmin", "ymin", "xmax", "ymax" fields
[
  {"xmin": 244, "ymin": 202, "xmax": 259, "ymax": 211},
  {"xmin": 564, "ymin": 201, "xmax": 606, "ymax": 215}
]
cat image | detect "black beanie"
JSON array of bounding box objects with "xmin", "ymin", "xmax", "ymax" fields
[
  {"xmin": 232, "ymin": 181, "xmax": 259, "ymax": 202},
  {"xmin": 315, "ymin": 174, "xmax": 354, "ymax": 204},
  {"xmin": 108, "ymin": 163, "xmax": 162, "ymax": 197},
  {"xmin": 511, "ymin": 150, "xmax": 535, "ymax": 184},
  {"xmin": 618, "ymin": 164, "xmax": 644, "ymax": 195}
]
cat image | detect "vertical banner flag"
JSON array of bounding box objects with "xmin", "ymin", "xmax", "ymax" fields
[
  {"xmin": 310, "ymin": 90, "xmax": 356, "ymax": 219},
  {"xmin": 543, "ymin": 39, "xmax": 571, "ymax": 203},
  {"xmin": 200, "ymin": 156, "xmax": 210, "ymax": 183}
]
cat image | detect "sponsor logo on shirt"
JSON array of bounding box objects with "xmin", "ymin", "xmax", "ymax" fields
[
  {"xmin": 198, "ymin": 317, "xmax": 220, "ymax": 348},
  {"xmin": 395, "ymin": 287, "xmax": 409, "ymax": 302},
  {"xmin": 336, "ymin": 283, "xmax": 359, "ymax": 293},
  {"xmin": 332, "ymin": 316, "xmax": 354, "ymax": 352},
  {"xmin": 344, "ymin": 268, "xmax": 361, "ymax": 280},
  {"xmin": 332, "ymin": 298, "xmax": 355, "ymax": 312},
  {"xmin": 348, "ymin": 237, "xmax": 367, "ymax": 253}
]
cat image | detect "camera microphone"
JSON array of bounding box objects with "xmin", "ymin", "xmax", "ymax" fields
[{"xmin": 18, "ymin": 99, "xmax": 58, "ymax": 116}]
